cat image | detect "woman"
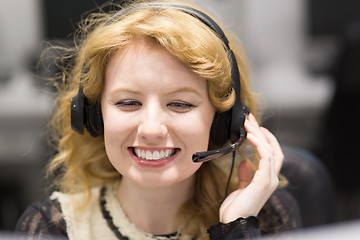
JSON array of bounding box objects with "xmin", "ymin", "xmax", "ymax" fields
[{"xmin": 16, "ymin": 0, "xmax": 300, "ymax": 239}]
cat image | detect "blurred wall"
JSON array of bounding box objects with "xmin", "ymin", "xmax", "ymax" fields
[
  {"xmin": 0, "ymin": 0, "xmax": 51, "ymax": 231},
  {"xmin": 0, "ymin": 0, "xmax": 42, "ymax": 75}
]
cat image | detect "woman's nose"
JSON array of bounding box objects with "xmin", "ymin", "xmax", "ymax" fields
[{"xmin": 138, "ymin": 105, "xmax": 168, "ymax": 142}]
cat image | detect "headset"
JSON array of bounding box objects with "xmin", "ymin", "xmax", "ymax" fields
[{"xmin": 70, "ymin": 2, "xmax": 250, "ymax": 163}]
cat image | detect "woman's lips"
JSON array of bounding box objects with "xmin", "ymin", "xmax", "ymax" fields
[{"xmin": 128, "ymin": 147, "xmax": 180, "ymax": 168}]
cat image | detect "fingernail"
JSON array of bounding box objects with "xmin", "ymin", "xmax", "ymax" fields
[{"xmin": 249, "ymin": 113, "xmax": 256, "ymax": 121}]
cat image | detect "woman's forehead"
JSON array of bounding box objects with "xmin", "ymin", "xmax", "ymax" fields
[
  {"xmin": 106, "ymin": 40, "xmax": 189, "ymax": 78},
  {"xmin": 103, "ymin": 39, "xmax": 208, "ymax": 95}
]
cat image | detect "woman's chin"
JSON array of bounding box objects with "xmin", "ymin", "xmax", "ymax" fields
[{"xmin": 124, "ymin": 167, "xmax": 195, "ymax": 190}]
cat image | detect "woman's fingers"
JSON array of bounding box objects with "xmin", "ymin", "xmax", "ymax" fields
[
  {"xmin": 245, "ymin": 114, "xmax": 273, "ymax": 173},
  {"xmin": 259, "ymin": 127, "xmax": 284, "ymax": 175},
  {"xmin": 244, "ymin": 113, "xmax": 282, "ymax": 189},
  {"xmin": 245, "ymin": 114, "xmax": 274, "ymax": 163}
]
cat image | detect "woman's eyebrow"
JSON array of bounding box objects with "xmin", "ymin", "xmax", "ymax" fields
[
  {"xmin": 109, "ymin": 87, "xmax": 203, "ymax": 97},
  {"xmin": 109, "ymin": 87, "xmax": 141, "ymax": 96},
  {"xmin": 166, "ymin": 87, "xmax": 203, "ymax": 97}
]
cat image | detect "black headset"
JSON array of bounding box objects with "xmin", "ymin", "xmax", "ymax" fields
[{"xmin": 70, "ymin": 2, "xmax": 250, "ymax": 163}]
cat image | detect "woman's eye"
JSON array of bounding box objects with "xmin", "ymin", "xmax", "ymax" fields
[
  {"xmin": 167, "ymin": 101, "xmax": 195, "ymax": 112},
  {"xmin": 116, "ymin": 100, "xmax": 142, "ymax": 110}
]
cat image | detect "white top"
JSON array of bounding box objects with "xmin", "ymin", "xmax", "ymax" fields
[{"xmin": 50, "ymin": 182, "xmax": 192, "ymax": 240}]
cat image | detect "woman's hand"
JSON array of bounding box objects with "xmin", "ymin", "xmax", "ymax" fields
[{"xmin": 219, "ymin": 113, "xmax": 284, "ymax": 223}]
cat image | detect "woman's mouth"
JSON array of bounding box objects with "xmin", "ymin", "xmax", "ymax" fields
[
  {"xmin": 129, "ymin": 147, "xmax": 180, "ymax": 168},
  {"xmin": 132, "ymin": 148, "xmax": 177, "ymax": 160}
]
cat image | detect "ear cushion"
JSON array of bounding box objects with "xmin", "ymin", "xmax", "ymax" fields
[
  {"xmin": 71, "ymin": 87, "xmax": 85, "ymax": 134},
  {"xmin": 85, "ymin": 101, "xmax": 104, "ymax": 137},
  {"xmin": 210, "ymin": 104, "xmax": 249, "ymax": 146},
  {"xmin": 210, "ymin": 110, "xmax": 232, "ymax": 146},
  {"xmin": 70, "ymin": 85, "xmax": 104, "ymax": 137},
  {"xmin": 230, "ymin": 104, "xmax": 249, "ymax": 143}
]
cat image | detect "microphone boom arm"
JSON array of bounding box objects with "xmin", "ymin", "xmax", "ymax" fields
[{"xmin": 192, "ymin": 133, "xmax": 246, "ymax": 163}]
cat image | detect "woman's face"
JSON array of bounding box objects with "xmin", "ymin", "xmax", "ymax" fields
[{"xmin": 101, "ymin": 40, "xmax": 215, "ymax": 188}]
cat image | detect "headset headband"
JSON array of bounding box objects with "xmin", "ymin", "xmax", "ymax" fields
[{"xmin": 105, "ymin": 3, "xmax": 229, "ymax": 47}]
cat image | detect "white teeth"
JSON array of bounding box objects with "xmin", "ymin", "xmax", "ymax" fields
[
  {"xmin": 146, "ymin": 151, "xmax": 152, "ymax": 160},
  {"xmin": 134, "ymin": 148, "xmax": 175, "ymax": 160},
  {"xmin": 135, "ymin": 148, "xmax": 141, "ymax": 157},
  {"xmin": 153, "ymin": 151, "xmax": 160, "ymax": 159},
  {"xmin": 159, "ymin": 150, "xmax": 165, "ymax": 159}
]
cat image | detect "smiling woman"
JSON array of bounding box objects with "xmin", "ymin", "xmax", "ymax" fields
[{"xmin": 15, "ymin": 0, "xmax": 301, "ymax": 239}]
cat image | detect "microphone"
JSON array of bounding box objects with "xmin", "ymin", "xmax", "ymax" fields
[{"xmin": 192, "ymin": 132, "xmax": 247, "ymax": 163}]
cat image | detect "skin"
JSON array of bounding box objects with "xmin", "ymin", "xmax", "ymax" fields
[{"xmin": 100, "ymin": 39, "xmax": 284, "ymax": 234}]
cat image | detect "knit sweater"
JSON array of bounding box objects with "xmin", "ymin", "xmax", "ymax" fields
[{"xmin": 15, "ymin": 182, "xmax": 301, "ymax": 239}]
